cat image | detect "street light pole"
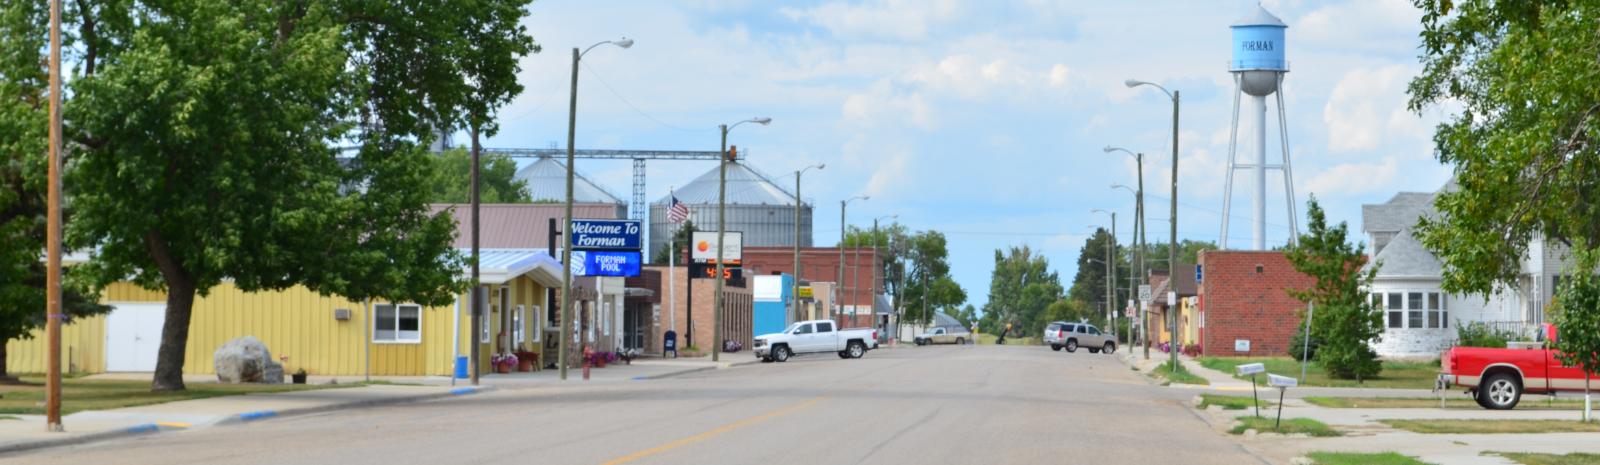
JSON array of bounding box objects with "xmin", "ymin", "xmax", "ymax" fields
[
  {"xmin": 839, "ymin": 196, "xmax": 867, "ymax": 325},
  {"xmin": 560, "ymin": 37, "xmax": 632, "ymax": 381},
  {"xmin": 872, "ymin": 215, "xmax": 895, "ymax": 339},
  {"xmin": 793, "ymin": 164, "xmax": 824, "ymax": 324},
  {"xmin": 715, "ymin": 118, "xmax": 771, "ymax": 363},
  {"xmin": 1127, "ymin": 79, "xmax": 1181, "ymax": 372},
  {"xmin": 1107, "ymin": 145, "xmax": 1146, "ymax": 358},
  {"xmin": 1092, "ymin": 210, "xmax": 1116, "ymax": 332}
]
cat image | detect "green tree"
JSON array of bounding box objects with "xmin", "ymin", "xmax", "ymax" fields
[
  {"xmin": 846, "ymin": 225, "xmax": 965, "ymax": 328},
  {"xmin": 1044, "ymin": 299, "xmax": 1093, "ymax": 326},
  {"xmin": 984, "ymin": 245, "xmax": 1063, "ymax": 335},
  {"xmin": 651, "ymin": 220, "xmax": 698, "ymax": 264},
  {"xmin": 954, "ymin": 304, "xmax": 978, "ymax": 328},
  {"xmin": 30, "ymin": 0, "xmax": 537, "ymax": 391},
  {"xmin": 1285, "ymin": 198, "xmax": 1382, "ymax": 381},
  {"xmin": 1408, "ymin": 0, "xmax": 1600, "ymax": 418},
  {"xmin": 426, "ymin": 148, "xmax": 530, "ymax": 204},
  {"xmin": 1067, "ymin": 228, "xmax": 1125, "ymax": 318}
]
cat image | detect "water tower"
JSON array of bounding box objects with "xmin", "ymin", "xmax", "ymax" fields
[{"xmin": 1220, "ymin": 5, "xmax": 1299, "ymax": 250}]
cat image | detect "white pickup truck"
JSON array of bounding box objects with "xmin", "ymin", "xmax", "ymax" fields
[{"xmin": 753, "ymin": 320, "xmax": 879, "ymax": 362}]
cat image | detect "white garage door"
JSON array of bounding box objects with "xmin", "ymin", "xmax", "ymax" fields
[{"xmin": 105, "ymin": 303, "xmax": 166, "ymax": 372}]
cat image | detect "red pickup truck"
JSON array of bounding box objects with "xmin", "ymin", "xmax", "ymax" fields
[{"xmin": 1440, "ymin": 324, "xmax": 1596, "ymax": 409}]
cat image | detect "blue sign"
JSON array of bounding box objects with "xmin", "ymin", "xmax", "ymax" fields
[
  {"xmin": 570, "ymin": 219, "xmax": 642, "ymax": 251},
  {"xmin": 571, "ymin": 251, "xmax": 642, "ymax": 277},
  {"xmin": 1196, "ymin": 264, "xmax": 1203, "ymax": 284}
]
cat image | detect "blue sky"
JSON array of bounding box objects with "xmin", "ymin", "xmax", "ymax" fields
[{"xmin": 466, "ymin": 0, "xmax": 1456, "ymax": 311}]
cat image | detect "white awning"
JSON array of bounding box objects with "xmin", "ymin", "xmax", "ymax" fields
[{"xmin": 463, "ymin": 248, "xmax": 564, "ymax": 287}]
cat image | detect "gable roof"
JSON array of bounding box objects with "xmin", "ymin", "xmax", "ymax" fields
[
  {"xmin": 1368, "ymin": 228, "xmax": 1444, "ymax": 277},
  {"xmin": 1362, "ymin": 191, "xmax": 1435, "ymax": 233}
]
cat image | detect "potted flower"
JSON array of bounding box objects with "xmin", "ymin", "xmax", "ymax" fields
[
  {"xmin": 514, "ymin": 351, "xmax": 538, "ymax": 372},
  {"xmin": 591, "ymin": 351, "xmax": 606, "ymax": 368},
  {"xmin": 291, "ymin": 368, "xmax": 308, "ymax": 384},
  {"xmin": 490, "ymin": 353, "xmax": 518, "ymax": 374}
]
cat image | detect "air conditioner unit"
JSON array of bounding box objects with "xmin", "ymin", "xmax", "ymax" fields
[{"xmin": 334, "ymin": 308, "xmax": 352, "ymax": 321}]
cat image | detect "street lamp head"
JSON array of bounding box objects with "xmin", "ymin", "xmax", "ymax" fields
[
  {"xmin": 817, "ymin": 163, "xmax": 826, "ymax": 170},
  {"xmin": 1124, "ymin": 79, "xmax": 1143, "ymax": 88},
  {"xmin": 1103, "ymin": 146, "xmax": 1117, "ymax": 153},
  {"xmin": 614, "ymin": 37, "xmax": 634, "ymax": 49},
  {"xmin": 1111, "ymin": 183, "xmax": 1127, "ymax": 189},
  {"xmin": 752, "ymin": 117, "xmax": 773, "ymax": 125}
]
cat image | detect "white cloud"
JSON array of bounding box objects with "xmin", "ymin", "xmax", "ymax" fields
[
  {"xmin": 1322, "ymin": 64, "xmax": 1416, "ymax": 152},
  {"xmin": 1303, "ymin": 157, "xmax": 1400, "ymax": 197},
  {"xmin": 841, "ymin": 81, "xmax": 935, "ymax": 130},
  {"xmin": 1048, "ymin": 64, "xmax": 1072, "ymax": 88},
  {"xmin": 1296, "ymin": 0, "xmax": 1422, "ymax": 53},
  {"xmin": 781, "ymin": 0, "xmax": 963, "ymax": 41}
]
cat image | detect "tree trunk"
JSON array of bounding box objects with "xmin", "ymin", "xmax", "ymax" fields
[
  {"xmin": 0, "ymin": 341, "xmax": 12, "ymax": 381},
  {"xmin": 146, "ymin": 230, "xmax": 195, "ymax": 392},
  {"xmin": 152, "ymin": 278, "xmax": 196, "ymax": 391}
]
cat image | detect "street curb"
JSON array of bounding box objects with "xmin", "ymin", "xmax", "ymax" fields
[
  {"xmin": 639, "ymin": 359, "xmax": 762, "ymax": 380},
  {"xmin": 0, "ymin": 385, "xmax": 494, "ymax": 456}
]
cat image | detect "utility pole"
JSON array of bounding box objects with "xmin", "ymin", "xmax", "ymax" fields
[
  {"xmin": 470, "ymin": 128, "xmax": 482, "ymax": 386},
  {"xmin": 1169, "ymin": 90, "xmax": 1181, "ymax": 373},
  {"xmin": 45, "ymin": 0, "xmax": 64, "ymax": 432},
  {"xmin": 559, "ymin": 46, "xmax": 579, "ymax": 380},
  {"xmin": 715, "ymin": 131, "xmax": 728, "ymax": 362}
]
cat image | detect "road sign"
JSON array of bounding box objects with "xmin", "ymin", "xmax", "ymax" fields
[
  {"xmin": 570, "ymin": 219, "xmax": 642, "ymax": 251},
  {"xmin": 571, "ymin": 251, "xmax": 641, "ymax": 277},
  {"xmin": 1138, "ymin": 285, "xmax": 1152, "ymax": 303},
  {"xmin": 1234, "ymin": 339, "xmax": 1252, "ymax": 352},
  {"xmin": 691, "ymin": 231, "xmax": 743, "ymax": 263},
  {"xmin": 1268, "ymin": 374, "xmax": 1298, "ymax": 388},
  {"xmin": 798, "ymin": 287, "xmax": 814, "ymax": 299},
  {"xmin": 1235, "ymin": 363, "xmax": 1266, "ymax": 375},
  {"xmin": 1168, "ymin": 291, "xmax": 1177, "ymax": 306}
]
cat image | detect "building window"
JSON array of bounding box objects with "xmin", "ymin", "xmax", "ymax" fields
[
  {"xmin": 1427, "ymin": 293, "xmax": 1442, "ymax": 328},
  {"xmin": 1386, "ymin": 292, "xmax": 1403, "ymax": 328},
  {"xmin": 1407, "ymin": 292, "xmax": 1424, "ymax": 328},
  {"xmin": 513, "ymin": 305, "xmax": 525, "ymax": 345},
  {"xmin": 374, "ymin": 304, "xmax": 422, "ymax": 343},
  {"xmin": 530, "ymin": 305, "xmax": 542, "ymax": 342}
]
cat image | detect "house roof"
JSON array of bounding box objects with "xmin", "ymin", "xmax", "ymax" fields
[
  {"xmin": 431, "ymin": 203, "xmax": 624, "ymax": 249},
  {"xmin": 465, "ymin": 248, "xmax": 564, "ymax": 287},
  {"xmin": 1151, "ymin": 262, "xmax": 1198, "ymax": 300},
  {"xmin": 1362, "ymin": 191, "xmax": 1436, "ymax": 233},
  {"xmin": 1367, "ymin": 228, "xmax": 1444, "ymax": 277},
  {"xmin": 514, "ymin": 157, "xmax": 625, "ymax": 204}
]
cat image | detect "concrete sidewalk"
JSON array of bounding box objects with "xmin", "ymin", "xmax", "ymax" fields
[{"xmin": 0, "ymin": 356, "xmax": 748, "ymax": 455}]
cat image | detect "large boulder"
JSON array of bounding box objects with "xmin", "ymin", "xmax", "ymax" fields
[{"xmin": 214, "ymin": 336, "xmax": 284, "ymax": 384}]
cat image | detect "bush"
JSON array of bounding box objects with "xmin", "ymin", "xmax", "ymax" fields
[
  {"xmin": 1454, "ymin": 321, "xmax": 1514, "ymax": 348},
  {"xmin": 1289, "ymin": 326, "xmax": 1323, "ymax": 362},
  {"xmin": 1319, "ymin": 339, "xmax": 1381, "ymax": 381}
]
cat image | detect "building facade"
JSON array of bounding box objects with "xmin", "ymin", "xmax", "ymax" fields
[{"xmin": 1196, "ymin": 250, "xmax": 1315, "ymax": 357}]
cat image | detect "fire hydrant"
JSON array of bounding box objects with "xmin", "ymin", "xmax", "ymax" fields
[{"xmin": 582, "ymin": 346, "xmax": 593, "ymax": 381}]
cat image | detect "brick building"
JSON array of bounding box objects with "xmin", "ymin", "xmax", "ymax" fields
[
  {"xmin": 634, "ymin": 265, "xmax": 753, "ymax": 354},
  {"xmin": 740, "ymin": 246, "xmax": 884, "ymax": 329},
  {"xmin": 1196, "ymin": 250, "xmax": 1315, "ymax": 357}
]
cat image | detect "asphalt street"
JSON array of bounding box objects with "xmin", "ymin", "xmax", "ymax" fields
[{"xmin": 8, "ymin": 345, "xmax": 1269, "ymax": 465}]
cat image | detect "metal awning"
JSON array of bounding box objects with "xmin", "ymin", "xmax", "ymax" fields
[{"xmin": 462, "ymin": 248, "xmax": 564, "ymax": 288}]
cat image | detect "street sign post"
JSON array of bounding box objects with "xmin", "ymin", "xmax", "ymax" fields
[
  {"xmin": 1268, "ymin": 373, "xmax": 1298, "ymax": 428},
  {"xmin": 1138, "ymin": 285, "xmax": 1152, "ymax": 303},
  {"xmin": 570, "ymin": 219, "xmax": 643, "ymax": 250}
]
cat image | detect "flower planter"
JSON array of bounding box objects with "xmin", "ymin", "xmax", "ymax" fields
[
  {"xmin": 593, "ymin": 357, "xmax": 606, "ymax": 368},
  {"xmin": 291, "ymin": 373, "xmax": 308, "ymax": 384},
  {"xmin": 517, "ymin": 359, "xmax": 534, "ymax": 372},
  {"xmin": 495, "ymin": 364, "xmax": 511, "ymax": 374}
]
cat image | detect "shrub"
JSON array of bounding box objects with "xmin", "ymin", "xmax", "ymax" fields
[
  {"xmin": 1454, "ymin": 321, "xmax": 1514, "ymax": 348},
  {"xmin": 1289, "ymin": 325, "xmax": 1323, "ymax": 362}
]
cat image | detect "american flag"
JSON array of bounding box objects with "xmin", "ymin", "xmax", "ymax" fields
[{"xmin": 667, "ymin": 195, "xmax": 690, "ymax": 223}]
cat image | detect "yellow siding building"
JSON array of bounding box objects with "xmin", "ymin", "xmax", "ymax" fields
[{"xmin": 6, "ymin": 249, "xmax": 563, "ymax": 378}]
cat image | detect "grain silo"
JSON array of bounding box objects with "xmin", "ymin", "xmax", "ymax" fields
[
  {"xmin": 649, "ymin": 160, "xmax": 812, "ymax": 259},
  {"xmin": 515, "ymin": 156, "xmax": 628, "ymax": 219}
]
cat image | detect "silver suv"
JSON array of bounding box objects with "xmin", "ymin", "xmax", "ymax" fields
[{"xmin": 1045, "ymin": 322, "xmax": 1117, "ymax": 354}]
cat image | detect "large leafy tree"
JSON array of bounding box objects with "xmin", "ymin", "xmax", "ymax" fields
[
  {"xmin": 844, "ymin": 225, "xmax": 964, "ymax": 327},
  {"xmin": 426, "ymin": 148, "xmax": 530, "ymax": 204},
  {"xmin": 1067, "ymin": 228, "xmax": 1125, "ymax": 319},
  {"xmin": 1409, "ymin": 0, "xmax": 1600, "ymax": 404},
  {"xmin": 984, "ymin": 245, "xmax": 1063, "ymax": 335},
  {"xmin": 0, "ymin": 0, "xmax": 111, "ymax": 380},
  {"xmin": 14, "ymin": 0, "xmax": 538, "ymax": 391},
  {"xmin": 1285, "ymin": 198, "xmax": 1382, "ymax": 381}
]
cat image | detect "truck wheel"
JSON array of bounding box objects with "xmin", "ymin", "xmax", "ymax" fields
[
  {"xmin": 1051, "ymin": 344, "xmax": 1062, "ymax": 351},
  {"xmin": 1479, "ymin": 373, "xmax": 1522, "ymax": 410},
  {"xmin": 1103, "ymin": 342, "xmax": 1116, "ymax": 354},
  {"xmin": 773, "ymin": 345, "xmax": 791, "ymax": 363},
  {"xmin": 1065, "ymin": 339, "xmax": 1078, "ymax": 353},
  {"xmin": 956, "ymin": 337, "xmax": 965, "ymax": 345},
  {"xmin": 847, "ymin": 341, "xmax": 866, "ymax": 359}
]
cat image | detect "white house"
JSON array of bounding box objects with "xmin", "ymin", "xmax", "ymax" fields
[{"xmin": 1362, "ymin": 184, "xmax": 1570, "ymax": 358}]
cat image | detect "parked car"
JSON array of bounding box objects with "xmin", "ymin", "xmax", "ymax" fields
[
  {"xmin": 914, "ymin": 327, "xmax": 969, "ymax": 345},
  {"xmin": 1045, "ymin": 322, "xmax": 1116, "ymax": 354},
  {"xmin": 753, "ymin": 320, "xmax": 879, "ymax": 362},
  {"xmin": 1440, "ymin": 323, "xmax": 1596, "ymax": 410}
]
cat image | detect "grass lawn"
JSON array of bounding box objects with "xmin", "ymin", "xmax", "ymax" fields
[
  {"xmin": 1198, "ymin": 357, "xmax": 1438, "ymax": 389},
  {"xmin": 1306, "ymin": 397, "xmax": 1588, "ymax": 410},
  {"xmin": 1154, "ymin": 364, "xmax": 1210, "ymax": 385},
  {"xmin": 1380, "ymin": 419, "xmax": 1600, "ymax": 434},
  {"xmin": 0, "ymin": 375, "xmax": 349, "ymax": 415},
  {"xmin": 1306, "ymin": 452, "xmax": 1434, "ymax": 465},
  {"xmin": 976, "ymin": 334, "xmax": 1041, "ymax": 346},
  {"xmin": 1198, "ymin": 393, "xmax": 1273, "ymax": 410},
  {"xmin": 1230, "ymin": 416, "xmax": 1342, "ymax": 437},
  {"xmin": 0, "ymin": 415, "xmax": 19, "ymax": 420},
  {"xmin": 1488, "ymin": 452, "xmax": 1600, "ymax": 465}
]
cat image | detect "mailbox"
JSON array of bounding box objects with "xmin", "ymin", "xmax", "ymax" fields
[
  {"xmin": 1236, "ymin": 363, "xmax": 1265, "ymax": 376},
  {"xmin": 1268, "ymin": 373, "xmax": 1298, "ymax": 388}
]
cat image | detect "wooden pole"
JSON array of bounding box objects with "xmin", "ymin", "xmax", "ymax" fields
[{"xmin": 45, "ymin": 0, "xmax": 65, "ymax": 433}]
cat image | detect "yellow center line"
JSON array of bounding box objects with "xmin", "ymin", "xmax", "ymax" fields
[{"xmin": 597, "ymin": 397, "xmax": 827, "ymax": 465}]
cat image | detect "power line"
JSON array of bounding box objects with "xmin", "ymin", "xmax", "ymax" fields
[{"xmin": 580, "ymin": 61, "xmax": 707, "ymax": 133}]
